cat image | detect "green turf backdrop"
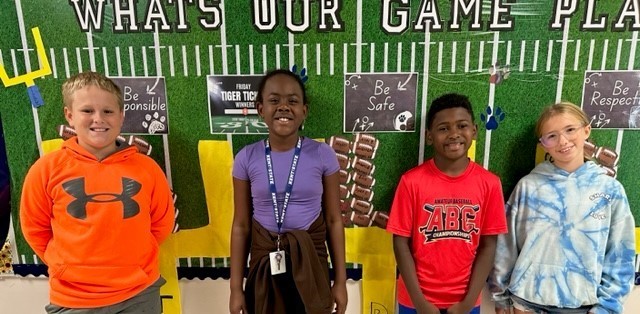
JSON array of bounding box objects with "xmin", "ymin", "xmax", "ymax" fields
[{"xmin": 1, "ymin": 0, "xmax": 638, "ymax": 263}]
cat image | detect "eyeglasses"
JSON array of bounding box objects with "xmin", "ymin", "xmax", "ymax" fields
[{"xmin": 539, "ymin": 124, "xmax": 585, "ymax": 147}]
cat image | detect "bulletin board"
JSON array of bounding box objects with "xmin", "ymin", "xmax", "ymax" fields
[{"xmin": 1, "ymin": 1, "xmax": 639, "ymax": 313}]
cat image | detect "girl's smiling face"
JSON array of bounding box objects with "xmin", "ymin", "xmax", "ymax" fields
[
  {"xmin": 257, "ymin": 74, "xmax": 308, "ymax": 139},
  {"xmin": 539, "ymin": 112, "xmax": 591, "ymax": 172}
]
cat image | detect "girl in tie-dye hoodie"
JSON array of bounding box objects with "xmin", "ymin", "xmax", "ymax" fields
[{"xmin": 488, "ymin": 102, "xmax": 635, "ymax": 314}]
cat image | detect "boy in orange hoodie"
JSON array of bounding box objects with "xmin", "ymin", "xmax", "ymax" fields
[{"xmin": 20, "ymin": 71, "xmax": 175, "ymax": 313}]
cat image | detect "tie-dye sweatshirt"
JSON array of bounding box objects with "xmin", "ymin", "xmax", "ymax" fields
[{"xmin": 488, "ymin": 161, "xmax": 635, "ymax": 314}]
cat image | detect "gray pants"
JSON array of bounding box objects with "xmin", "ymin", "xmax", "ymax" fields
[{"xmin": 45, "ymin": 277, "xmax": 166, "ymax": 314}]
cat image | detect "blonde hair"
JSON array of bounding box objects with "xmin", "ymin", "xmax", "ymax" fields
[
  {"xmin": 535, "ymin": 101, "xmax": 589, "ymax": 137},
  {"xmin": 61, "ymin": 71, "xmax": 123, "ymax": 110}
]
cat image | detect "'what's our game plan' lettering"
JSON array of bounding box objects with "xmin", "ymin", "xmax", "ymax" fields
[{"xmin": 68, "ymin": 0, "xmax": 640, "ymax": 34}]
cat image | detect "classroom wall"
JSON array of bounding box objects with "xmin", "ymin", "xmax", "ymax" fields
[{"xmin": 1, "ymin": 1, "xmax": 640, "ymax": 313}]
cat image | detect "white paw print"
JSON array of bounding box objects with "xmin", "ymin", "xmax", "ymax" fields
[{"xmin": 142, "ymin": 112, "xmax": 166, "ymax": 134}]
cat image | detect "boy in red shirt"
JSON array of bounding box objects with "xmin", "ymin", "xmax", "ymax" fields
[
  {"xmin": 20, "ymin": 71, "xmax": 175, "ymax": 313},
  {"xmin": 387, "ymin": 93, "xmax": 507, "ymax": 314}
]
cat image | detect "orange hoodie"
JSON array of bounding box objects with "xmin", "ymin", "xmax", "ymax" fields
[{"xmin": 20, "ymin": 137, "xmax": 174, "ymax": 308}]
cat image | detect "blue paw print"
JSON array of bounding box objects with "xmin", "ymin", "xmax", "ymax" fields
[
  {"xmin": 480, "ymin": 106, "xmax": 505, "ymax": 130},
  {"xmin": 291, "ymin": 64, "xmax": 308, "ymax": 84}
]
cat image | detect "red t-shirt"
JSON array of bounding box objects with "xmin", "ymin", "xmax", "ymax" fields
[{"xmin": 386, "ymin": 159, "xmax": 507, "ymax": 309}]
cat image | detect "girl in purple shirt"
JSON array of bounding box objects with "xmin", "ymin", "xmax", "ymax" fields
[{"xmin": 229, "ymin": 69, "xmax": 347, "ymax": 314}]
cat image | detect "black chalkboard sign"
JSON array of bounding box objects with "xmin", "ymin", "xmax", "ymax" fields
[
  {"xmin": 581, "ymin": 70, "xmax": 640, "ymax": 129},
  {"xmin": 344, "ymin": 73, "xmax": 418, "ymax": 133},
  {"xmin": 110, "ymin": 77, "xmax": 169, "ymax": 135}
]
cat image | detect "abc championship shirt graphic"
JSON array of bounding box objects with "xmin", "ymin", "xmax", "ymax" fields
[{"xmin": 418, "ymin": 198, "xmax": 479, "ymax": 243}]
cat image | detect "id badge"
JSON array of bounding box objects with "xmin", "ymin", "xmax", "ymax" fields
[{"xmin": 269, "ymin": 250, "xmax": 286, "ymax": 275}]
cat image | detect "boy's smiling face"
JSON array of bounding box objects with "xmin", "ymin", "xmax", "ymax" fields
[
  {"xmin": 64, "ymin": 85, "xmax": 124, "ymax": 160},
  {"xmin": 427, "ymin": 107, "xmax": 477, "ymax": 165}
]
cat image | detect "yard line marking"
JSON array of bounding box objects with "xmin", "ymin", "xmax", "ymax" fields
[
  {"xmin": 573, "ymin": 39, "xmax": 581, "ymax": 71},
  {"xmin": 628, "ymin": 32, "xmax": 638, "ymax": 70},
  {"xmin": 287, "ymin": 33, "xmax": 296, "ymax": 69},
  {"xmin": 115, "ymin": 47, "xmax": 122, "ymax": 76},
  {"xmin": 397, "ymin": 42, "xmax": 403, "ymax": 72},
  {"xmin": 532, "ymin": 40, "xmax": 539, "ymax": 72},
  {"xmin": 418, "ymin": 31, "xmax": 431, "ymax": 164},
  {"xmin": 84, "ymin": 32, "xmax": 96, "ymax": 71},
  {"xmin": 506, "ymin": 40, "xmax": 512, "ymax": 66},
  {"xmin": 546, "ymin": 40, "xmax": 553, "ymax": 72},
  {"xmin": 209, "ymin": 45, "xmax": 215, "ymax": 75},
  {"xmin": 330, "ymin": 43, "xmax": 335, "ymax": 75},
  {"xmin": 384, "ymin": 42, "xmax": 389, "ymax": 73},
  {"xmin": 601, "ymin": 39, "xmax": 608, "ymax": 71},
  {"xmin": 64, "ymin": 48, "xmax": 71, "ymax": 78},
  {"xmin": 478, "ymin": 41, "xmax": 484, "ymax": 71},
  {"xmin": 168, "ymin": 46, "xmax": 175, "ymax": 77},
  {"xmin": 162, "ymin": 134, "xmax": 173, "ymax": 188},
  {"xmin": 370, "ymin": 43, "xmax": 376, "ymax": 72},
  {"xmin": 129, "ymin": 46, "xmax": 136, "ymax": 76},
  {"xmin": 15, "ymin": 0, "xmax": 31, "ymax": 73},
  {"xmin": 153, "ymin": 25, "xmax": 162, "ymax": 76},
  {"xmin": 483, "ymin": 32, "xmax": 500, "ymax": 170},
  {"xmin": 437, "ymin": 41, "xmax": 443, "ymax": 73},
  {"xmin": 195, "ymin": 45, "xmax": 201, "ymax": 76},
  {"xmin": 276, "ymin": 44, "xmax": 281, "ymax": 70},
  {"xmin": 519, "ymin": 41, "xmax": 526, "ymax": 71},
  {"xmin": 10, "ymin": 49, "xmax": 18, "ymax": 77},
  {"xmin": 249, "ymin": 44, "xmax": 255, "ymax": 75},
  {"xmin": 451, "ymin": 41, "xmax": 457, "ymax": 73},
  {"xmin": 102, "ymin": 47, "xmax": 109, "ymax": 75},
  {"xmin": 262, "ymin": 44, "xmax": 268, "ymax": 74},
  {"xmin": 235, "ymin": 45, "xmax": 241, "ymax": 74},
  {"xmin": 49, "ymin": 48, "xmax": 58, "ymax": 79},
  {"xmin": 614, "ymin": 39, "xmax": 623, "ymax": 70},
  {"xmin": 343, "ymin": 43, "xmax": 348, "ymax": 73},
  {"xmin": 316, "ymin": 43, "xmax": 321, "ymax": 75},
  {"xmin": 411, "ymin": 42, "xmax": 416, "ymax": 73},
  {"xmin": 555, "ymin": 22, "xmax": 570, "ymax": 103},
  {"xmin": 587, "ymin": 39, "xmax": 595, "ymax": 70},
  {"xmin": 465, "ymin": 41, "xmax": 470, "ymax": 72},
  {"xmin": 302, "ymin": 43, "xmax": 308, "ymax": 70},
  {"xmin": 355, "ymin": 0, "xmax": 363, "ymax": 73},
  {"xmin": 182, "ymin": 45, "xmax": 189, "ymax": 76},
  {"xmin": 142, "ymin": 46, "xmax": 149, "ymax": 76},
  {"xmin": 76, "ymin": 47, "xmax": 83, "ymax": 73},
  {"xmin": 219, "ymin": 0, "xmax": 229, "ymax": 75},
  {"xmin": 628, "ymin": 32, "xmax": 638, "ymax": 71}
]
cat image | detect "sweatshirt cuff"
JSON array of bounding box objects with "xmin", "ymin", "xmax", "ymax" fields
[{"xmin": 589, "ymin": 305, "xmax": 611, "ymax": 314}]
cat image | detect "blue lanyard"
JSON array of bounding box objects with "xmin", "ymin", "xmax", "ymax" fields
[{"xmin": 265, "ymin": 137, "xmax": 302, "ymax": 235}]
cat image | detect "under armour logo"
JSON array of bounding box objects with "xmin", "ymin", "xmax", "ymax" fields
[{"xmin": 62, "ymin": 178, "xmax": 141, "ymax": 219}]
